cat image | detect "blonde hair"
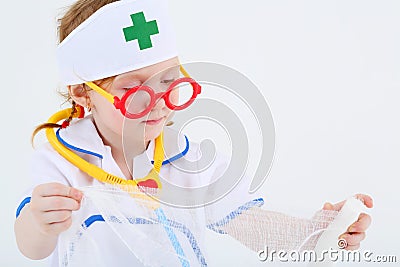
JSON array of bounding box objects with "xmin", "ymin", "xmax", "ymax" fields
[
  {"xmin": 58, "ymin": 0, "xmax": 119, "ymax": 43},
  {"xmin": 32, "ymin": 0, "xmax": 119, "ymax": 143}
]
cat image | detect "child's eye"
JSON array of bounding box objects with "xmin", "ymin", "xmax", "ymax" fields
[
  {"xmin": 160, "ymin": 79, "xmax": 176, "ymax": 84},
  {"xmin": 123, "ymin": 84, "xmax": 142, "ymax": 91}
]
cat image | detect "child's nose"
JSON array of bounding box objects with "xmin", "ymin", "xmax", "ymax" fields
[{"xmin": 152, "ymin": 94, "xmax": 166, "ymax": 110}]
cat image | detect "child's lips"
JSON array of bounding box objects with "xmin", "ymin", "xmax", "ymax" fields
[{"xmin": 142, "ymin": 116, "xmax": 165, "ymax": 125}]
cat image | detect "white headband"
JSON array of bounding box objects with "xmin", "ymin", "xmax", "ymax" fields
[{"xmin": 57, "ymin": 0, "xmax": 178, "ymax": 85}]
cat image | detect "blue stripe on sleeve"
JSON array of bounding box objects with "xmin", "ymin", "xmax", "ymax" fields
[{"xmin": 16, "ymin": 197, "xmax": 31, "ymax": 218}]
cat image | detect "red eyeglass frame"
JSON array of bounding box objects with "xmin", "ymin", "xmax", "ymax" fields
[{"xmin": 86, "ymin": 77, "xmax": 201, "ymax": 119}]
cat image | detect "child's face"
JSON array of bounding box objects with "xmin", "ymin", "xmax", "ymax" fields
[{"xmin": 89, "ymin": 57, "xmax": 180, "ymax": 144}]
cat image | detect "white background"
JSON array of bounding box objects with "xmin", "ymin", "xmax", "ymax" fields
[{"xmin": 1, "ymin": 0, "xmax": 399, "ymax": 266}]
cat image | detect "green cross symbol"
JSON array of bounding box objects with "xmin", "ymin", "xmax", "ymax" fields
[{"xmin": 123, "ymin": 12, "xmax": 159, "ymax": 50}]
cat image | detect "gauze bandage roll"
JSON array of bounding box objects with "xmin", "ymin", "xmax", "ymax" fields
[{"xmin": 308, "ymin": 197, "xmax": 366, "ymax": 267}]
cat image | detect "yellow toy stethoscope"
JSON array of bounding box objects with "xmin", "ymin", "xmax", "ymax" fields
[
  {"xmin": 46, "ymin": 66, "xmax": 198, "ymax": 267},
  {"xmin": 46, "ymin": 106, "xmax": 165, "ymax": 189},
  {"xmin": 46, "ymin": 65, "xmax": 196, "ymax": 190}
]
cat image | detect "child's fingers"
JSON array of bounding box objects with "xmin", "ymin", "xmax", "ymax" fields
[
  {"xmin": 339, "ymin": 232, "xmax": 366, "ymax": 247},
  {"xmin": 37, "ymin": 196, "xmax": 81, "ymax": 212},
  {"xmin": 323, "ymin": 193, "xmax": 373, "ymax": 211},
  {"xmin": 323, "ymin": 201, "xmax": 345, "ymax": 211},
  {"xmin": 68, "ymin": 187, "xmax": 83, "ymax": 202},
  {"xmin": 42, "ymin": 210, "xmax": 72, "ymax": 224},
  {"xmin": 347, "ymin": 213, "xmax": 372, "ymax": 233},
  {"xmin": 355, "ymin": 194, "xmax": 374, "ymax": 208},
  {"xmin": 33, "ymin": 183, "xmax": 83, "ymax": 201},
  {"xmin": 337, "ymin": 213, "xmax": 371, "ymax": 251},
  {"xmin": 42, "ymin": 217, "xmax": 73, "ymax": 236},
  {"xmin": 34, "ymin": 183, "xmax": 70, "ymax": 197}
]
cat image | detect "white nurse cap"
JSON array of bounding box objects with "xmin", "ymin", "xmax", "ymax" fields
[{"xmin": 57, "ymin": 0, "xmax": 178, "ymax": 85}]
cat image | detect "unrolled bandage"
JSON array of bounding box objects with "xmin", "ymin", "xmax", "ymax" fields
[{"xmin": 58, "ymin": 186, "xmax": 363, "ymax": 267}]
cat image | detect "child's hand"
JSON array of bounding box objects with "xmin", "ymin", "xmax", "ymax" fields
[
  {"xmin": 30, "ymin": 183, "xmax": 83, "ymax": 237},
  {"xmin": 323, "ymin": 194, "xmax": 373, "ymax": 251}
]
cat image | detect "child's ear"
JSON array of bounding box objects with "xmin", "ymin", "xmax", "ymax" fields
[{"xmin": 68, "ymin": 84, "xmax": 90, "ymax": 107}]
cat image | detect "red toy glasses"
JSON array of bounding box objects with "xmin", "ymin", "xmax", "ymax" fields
[{"xmin": 85, "ymin": 76, "xmax": 201, "ymax": 119}]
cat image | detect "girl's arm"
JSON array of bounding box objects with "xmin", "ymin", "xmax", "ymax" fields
[
  {"xmin": 14, "ymin": 183, "xmax": 82, "ymax": 260},
  {"xmin": 209, "ymin": 194, "xmax": 373, "ymax": 253}
]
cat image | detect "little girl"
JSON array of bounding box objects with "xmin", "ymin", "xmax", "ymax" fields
[{"xmin": 14, "ymin": 0, "xmax": 372, "ymax": 266}]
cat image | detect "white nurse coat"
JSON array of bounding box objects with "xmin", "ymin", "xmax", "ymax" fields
[{"xmin": 16, "ymin": 116, "xmax": 264, "ymax": 266}]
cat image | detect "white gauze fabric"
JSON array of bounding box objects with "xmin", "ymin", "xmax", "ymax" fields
[{"xmin": 58, "ymin": 185, "xmax": 342, "ymax": 267}]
